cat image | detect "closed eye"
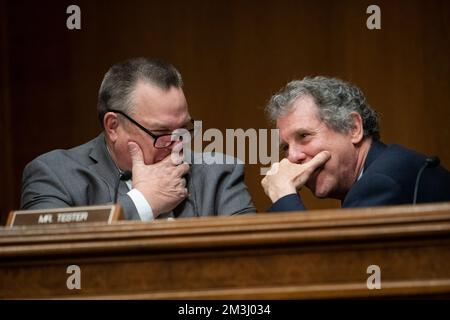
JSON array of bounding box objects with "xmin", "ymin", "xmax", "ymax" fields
[{"xmin": 297, "ymin": 131, "xmax": 313, "ymax": 141}]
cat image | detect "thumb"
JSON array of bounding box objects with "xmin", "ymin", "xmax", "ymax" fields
[{"xmin": 128, "ymin": 142, "xmax": 144, "ymax": 167}]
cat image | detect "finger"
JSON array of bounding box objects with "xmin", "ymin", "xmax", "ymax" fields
[
  {"xmin": 174, "ymin": 163, "xmax": 190, "ymax": 177},
  {"xmin": 303, "ymin": 151, "xmax": 331, "ymax": 173},
  {"xmin": 265, "ymin": 162, "xmax": 280, "ymax": 176},
  {"xmin": 128, "ymin": 142, "xmax": 144, "ymax": 167},
  {"xmin": 261, "ymin": 176, "xmax": 267, "ymax": 189},
  {"xmin": 159, "ymin": 153, "xmax": 178, "ymax": 166},
  {"xmin": 170, "ymin": 142, "xmax": 184, "ymax": 165},
  {"xmin": 179, "ymin": 178, "xmax": 187, "ymax": 188},
  {"xmin": 176, "ymin": 186, "xmax": 189, "ymax": 198}
]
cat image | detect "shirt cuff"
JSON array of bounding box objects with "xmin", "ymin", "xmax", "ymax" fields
[{"xmin": 127, "ymin": 188, "xmax": 154, "ymax": 221}]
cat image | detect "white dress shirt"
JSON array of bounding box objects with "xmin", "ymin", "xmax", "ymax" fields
[{"xmin": 125, "ymin": 180, "xmax": 155, "ymax": 221}]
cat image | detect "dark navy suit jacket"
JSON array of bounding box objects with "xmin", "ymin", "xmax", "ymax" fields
[{"xmin": 269, "ymin": 140, "xmax": 450, "ymax": 212}]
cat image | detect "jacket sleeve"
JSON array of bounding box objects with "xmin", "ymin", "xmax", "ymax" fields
[{"xmin": 268, "ymin": 193, "xmax": 306, "ymax": 212}]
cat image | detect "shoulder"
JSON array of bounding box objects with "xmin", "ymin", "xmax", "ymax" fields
[
  {"xmin": 188, "ymin": 152, "xmax": 246, "ymax": 189},
  {"xmin": 24, "ymin": 136, "xmax": 100, "ymax": 173},
  {"xmin": 346, "ymin": 142, "xmax": 450, "ymax": 206},
  {"xmin": 344, "ymin": 143, "xmax": 424, "ymax": 207},
  {"xmin": 365, "ymin": 143, "xmax": 426, "ymax": 179},
  {"xmin": 190, "ymin": 151, "xmax": 244, "ymax": 173}
]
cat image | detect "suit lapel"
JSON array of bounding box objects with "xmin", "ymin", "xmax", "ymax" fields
[
  {"xmin": 363, "ymin": 139, "xmax": 387, "ymax": 172},
  {"xmin": 174, "ymin": 151, "xmax": 200, "ymax": 217},
  {"xmin": 173, "ymin": 169, "xmax": 198, "ymax": 217},
  {"xmin": 341, "ymin": 139, "xmax": 387, "ymax": 207},
  {"xmin": 88, "ymin": 134, "xmax": 127, "ymax": 200}
]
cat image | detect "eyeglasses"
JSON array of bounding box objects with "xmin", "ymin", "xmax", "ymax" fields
[{"xmin": 107, "ymin": 109, "xmax": 195, "ymax": 149}]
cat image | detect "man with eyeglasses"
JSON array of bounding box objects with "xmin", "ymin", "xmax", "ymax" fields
[{"xmin": 20, "ymin": 58, "xmax": 256, "ymax": 220}]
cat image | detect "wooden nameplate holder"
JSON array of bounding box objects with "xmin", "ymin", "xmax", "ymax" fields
[{"xmin": 6, "ymin": 204, "xmax": 123, "ymax": 227}]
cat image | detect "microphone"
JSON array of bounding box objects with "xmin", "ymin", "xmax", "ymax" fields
[
  {"xmin": 113, "ymin": 170, "xmax": 132, "ymax": 203},
  {"xmin": 413, "ymin": 156, "xmax": 440, "ymax": 204}
]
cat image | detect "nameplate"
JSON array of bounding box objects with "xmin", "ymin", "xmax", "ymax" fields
[{"xmin": 6, "ymin": 204, "xmax": 123, "ymax": 227}]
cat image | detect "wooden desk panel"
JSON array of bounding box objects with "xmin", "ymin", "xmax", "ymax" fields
[{"xmin": 1, "ymin": 203, "xmax": 450, "ymax": 299}]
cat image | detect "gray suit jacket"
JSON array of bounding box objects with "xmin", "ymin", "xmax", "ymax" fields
[{"xmin": 21, "ymin": 134, "xmax": 256, "ymax": 219}]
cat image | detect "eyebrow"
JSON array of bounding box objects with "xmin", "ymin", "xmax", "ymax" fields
[
  {"xmin": 295, "ymin": 128, "xmax": 317, "ymax": 136},
  {"xmin": 296, "ymin": 127, "xmax": 313, "ymax": 134},
  {"xmin": 146, "ymin": 118, "xmax": 193, "ymax": 132}
]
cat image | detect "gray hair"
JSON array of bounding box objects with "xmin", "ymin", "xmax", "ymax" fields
[
  {"xmin": 97, "ymin": 57, "xmax": 183, "ymax": 127},
  {"xmin": 266, "ymin": 76, "xmax": 380, "ymax": 140}
]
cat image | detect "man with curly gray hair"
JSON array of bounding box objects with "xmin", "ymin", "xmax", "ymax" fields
[{"xmin": 262, "ymin": 76, "xmax": 450, "ymax": 211}]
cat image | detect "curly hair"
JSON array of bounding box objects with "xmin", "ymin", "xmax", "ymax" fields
[{"xmin": 266, "ymin": 76, "xmax": 380, "ymax": 140}]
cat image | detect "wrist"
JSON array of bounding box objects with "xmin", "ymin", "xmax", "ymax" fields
[
  {"xmin": 269, "ymin": 185, "xmax": 296, "ymax": 203},
  {"xmin": 134, "ymin": 187, "xmax": 162, "ymax": 217}
]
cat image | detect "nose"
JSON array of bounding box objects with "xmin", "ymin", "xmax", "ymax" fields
[{"xmin": 287, "ymin": 145, "xmax": 307, "ymax": 164}]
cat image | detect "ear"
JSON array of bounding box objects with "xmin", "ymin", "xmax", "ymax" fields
[
  {"xmin": 349, "ymin": 112, "xmax": 364, "ymax": 144},
  {"xmin": 103, "ymin": 112, "xmax": 120, "ymax": 142}
]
